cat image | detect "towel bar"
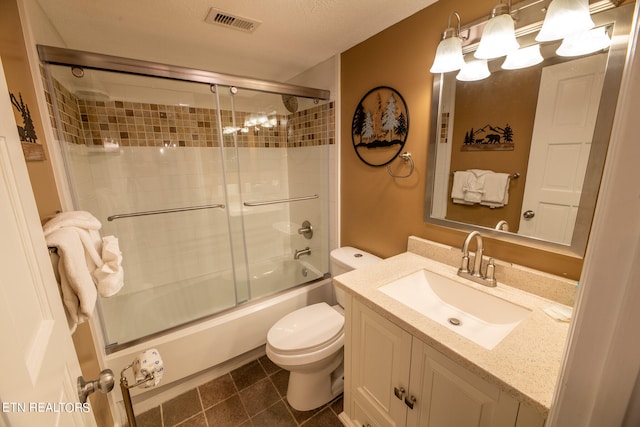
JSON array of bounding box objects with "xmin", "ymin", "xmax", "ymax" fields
[
  {"xmin": 107, "ymin": 203, "xmax": 225, "ymax": 221},
  {"xmin": 452, "ymin": 171, "xmax": 520, "ymax": 179},
  {"xmin": 243, "ymin": 194, "xmax": 318, "ymax": 207}
]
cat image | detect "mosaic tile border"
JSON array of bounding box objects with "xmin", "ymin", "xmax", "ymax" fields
[{"xmin": 42, "ymin": 67, "xmax": 334, "ymax": 149}]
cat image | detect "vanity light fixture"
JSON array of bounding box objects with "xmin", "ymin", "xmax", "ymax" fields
[
  {"xmin": 475, "ymin": 0, "xmax": 520, "ymax": 60},
  {"xmin": 502, "ymin": 44, "xmax": 544, "ymax": 69},
  {"xmin": 430, "ymin": 12, "xmax": 467, "ymax": 73},
  {"xmin": 535, "ymin": 0, "xmax": 595, "ymax": 42},
  {"xmin": 456, "ymin": 58, "xmax": 491, "ymax": 81},
  {"xmin": 556, "ymin": 26, "xmax": 612, "ymax": 56}
]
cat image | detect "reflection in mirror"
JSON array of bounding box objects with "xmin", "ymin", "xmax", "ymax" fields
[{"xmin": 424, "ymin": 3, "xmax": 634, "ymax": 257}]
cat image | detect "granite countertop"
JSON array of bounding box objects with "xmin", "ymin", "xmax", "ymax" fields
[{"xmin": 334, "ymin": 251, "xmax": 571, "ymax": 416}]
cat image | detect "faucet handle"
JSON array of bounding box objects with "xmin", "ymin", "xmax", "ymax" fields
[
  {"xmin": 485, "ymin": 258, "xmax": 496, "ymax": 284},
  {"xmin": 459, "ymin": 255, "xmax": 470, "ymax": 274}
]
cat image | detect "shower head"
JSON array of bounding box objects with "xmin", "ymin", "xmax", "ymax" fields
[{"xmin": 282, "ymin": 95, "xmax": 298, "ymax": 113}]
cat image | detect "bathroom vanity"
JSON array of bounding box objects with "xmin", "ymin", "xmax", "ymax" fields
[{"xmin": 334, "ymin": 236, "xmax": 575, "ymax": 427}]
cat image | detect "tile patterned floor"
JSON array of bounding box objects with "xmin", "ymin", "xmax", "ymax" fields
[{"xmin": 135, "ymin": 355, "xmax": 344, "ymax": 427}]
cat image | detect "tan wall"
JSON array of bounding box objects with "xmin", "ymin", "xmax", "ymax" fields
[
  {"xmin": 0, "ymin": 0, "xmax": 61, "ymax": 221},
  {"xmin": 447, "ymin": 64, "xmax": 541, "ymax": 230},
  {"xmin": 340, "ymin": 0, "xmax": 582, "ymax": 279}
]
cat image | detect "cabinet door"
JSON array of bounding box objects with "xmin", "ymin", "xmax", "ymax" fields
[
  {"xmin": 351, "ymin": 302, "xmax": 413, "ymax": 427},
  {"xmin": 353, "ymin": 399, "xmax": 384, "ymax": 427},
  {"xmin": 407, "ymin": 340, "xmax": 519, "ymax": 427},
  {"xmin": 515, "ymin": 404, "xmax": 546, "ymax": 427}
]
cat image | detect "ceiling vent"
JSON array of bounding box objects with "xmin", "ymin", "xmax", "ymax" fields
[{"xmin": 205, "ymin": 8, "xmax": 261, "ymax": 33}]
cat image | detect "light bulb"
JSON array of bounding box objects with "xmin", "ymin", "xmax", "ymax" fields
[{"xmin": 536, "ymin": 0, "xmax": 594, "ymax": 42}]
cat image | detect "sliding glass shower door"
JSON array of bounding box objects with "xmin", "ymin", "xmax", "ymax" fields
[
  {"xmin": 216, "ymin": 86, "xmax": 331, "ymax": 300},
  {"xmin": 43, "ymin": 59, "xmax": 331, "ymax": 348},
  {"xmin": 45, "ymin": 65, "xmax": 241, "ymax": 346}
]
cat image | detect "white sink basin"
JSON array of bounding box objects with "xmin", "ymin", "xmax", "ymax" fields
[{"xmin": 378, "ymin": 269, "xmax": 531, "ymax": 349}]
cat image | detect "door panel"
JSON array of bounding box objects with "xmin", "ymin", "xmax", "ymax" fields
[
  {"xmin": 519, "ymin": 54, "xmax": 606, "ymax": 244},
  {"xmin": 0, "ymin": 59, "xmax": 93, "ymax": 426}
]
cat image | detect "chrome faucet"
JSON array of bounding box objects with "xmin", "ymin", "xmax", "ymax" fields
[
  {"xmin": 294, "ymin": 247, "xmax": 311, "ymax": 260},
  {"xmin": 457, "ymin": 231, "xmax": 497, "ymax": 287}
]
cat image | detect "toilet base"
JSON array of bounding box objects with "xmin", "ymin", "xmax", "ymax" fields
[{"xmin": 286, "ymin": 356, "xmax": 344, "ymax": 411}]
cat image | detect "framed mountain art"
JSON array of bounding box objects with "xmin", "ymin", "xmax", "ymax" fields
[{"xmin": 351, "ymin": 86, "xmax": 409, "ymax": 166}]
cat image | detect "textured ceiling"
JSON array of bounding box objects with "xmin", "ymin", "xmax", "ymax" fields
[{"xmin": 26, "ymin": 0, "xmax": 438, "ymax": 83}]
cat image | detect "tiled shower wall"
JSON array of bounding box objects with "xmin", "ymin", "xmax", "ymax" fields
[
  {"xmin": 42, "ymin": 71, "xmax": 333, "ymax": 291},
  {"xmin": 45, "ymin": 74, "xmax": 334, "ymax": 150}
]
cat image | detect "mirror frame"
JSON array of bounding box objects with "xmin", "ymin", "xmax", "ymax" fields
[{"xmin": 424, "ymin": 2, "xmax": 634, "ymax": 257}]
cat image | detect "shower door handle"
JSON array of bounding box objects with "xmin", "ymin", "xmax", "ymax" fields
[
  {"xmin": 244, "ymin": 194, "xmax": 318, "ymax": 207},
  {"xmin": 108, "ymin": 204, "xmax": 225, "ymax": 221}
]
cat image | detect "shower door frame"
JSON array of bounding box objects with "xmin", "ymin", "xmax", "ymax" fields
[
  {"xmin": 37, "ymin": 45, "xmax": 330, "ymax": 100},
  {"xmin": 38, "ymin": 45, "xmax": 334, "ymax": 424},
  {"xmin": 38, "ymin": 43, "xmax": 333, "ymax": 329}
]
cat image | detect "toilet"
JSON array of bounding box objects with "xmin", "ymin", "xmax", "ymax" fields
[{"xmin": 266, "ymin": 247, "xmax": 381, "ymax": 411}]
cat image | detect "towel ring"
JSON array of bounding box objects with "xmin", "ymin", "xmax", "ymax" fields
[{"xmin": 387, "ymin": 152, "xmax": 414, "ymax": 178}]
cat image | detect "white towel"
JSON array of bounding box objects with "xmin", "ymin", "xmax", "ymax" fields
[
  {"xmin": 43, "ymin": 211, "xmax": 124, "ymax": 332},
  {"xmin": 480, "ymin": 173, "xmax": 511, "ymax": 208},
  {"xmin": 94, "ymin": 235, "xmax": 124, "ymax": 297},
  {"xmin": 43, "ymin": 210, "xmax": 102, "ymax": 234},
  {"xmin": 451, "ymin": 171, "xmax": 475, "ymax": 205},
  {"xmin": 45, "ymin": 228, "xmax": 98, "ymax": 333},
  {"xmin": 465, "ymin": 169, "xmax": 491, "ymax": 203},
  {"xmin": 451, "ymin": 170, "xmax": 489, "ymax": 204},
  {"xmin": 451, "ymin": 170, "xmax": 511, "ymax": 208}
]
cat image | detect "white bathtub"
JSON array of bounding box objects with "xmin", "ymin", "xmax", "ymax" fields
[
  {"xmin": 101, "ymin": 263, "xmax": 333, "ymax": 420},
  {"xmin": 100, "ymin": 258, "xmax": 321, "ymax": 346}
]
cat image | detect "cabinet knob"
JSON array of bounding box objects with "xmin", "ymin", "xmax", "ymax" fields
[
  {"xmin": 393, "ymin": 386, "xmax": 405, "ymax": 400},
  {"xmin": 405, "ymin": 395, "xmax": 417, "ymax": 410}
]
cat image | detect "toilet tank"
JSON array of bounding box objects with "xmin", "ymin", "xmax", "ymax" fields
[{"xmin": 330, "ymin": 247, "xmax": 382, "ymax": 307}]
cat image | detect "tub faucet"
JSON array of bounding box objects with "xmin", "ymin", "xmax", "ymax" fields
[
  {"xmin": 294, "ymin": 247, "xmax": 311, "ymax": 260},
  {"xmin": 457, "ymin": 231, "xmax": 496, "ymax": 287}
]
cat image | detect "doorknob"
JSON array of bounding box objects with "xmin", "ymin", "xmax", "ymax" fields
[
  {"xmin": 523, "ymin": 210, "xmax": 535, "ymax": 219},
  {"xmin": 78, "ymin": 369, "xmax": 115, "ymax": 403}
]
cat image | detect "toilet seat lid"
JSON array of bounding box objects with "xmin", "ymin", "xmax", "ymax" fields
[{"xmin": 268, "ymin": 302, "xmax": 344, "ymax": 353}]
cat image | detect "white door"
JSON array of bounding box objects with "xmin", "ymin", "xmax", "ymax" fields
[
  {"xmin": 0, "ymin": 58, "xmax": 95, "ymax": 426},
  {"xmin": 519, "ymin": 54, "xmax": 607, "ymax": 244}
]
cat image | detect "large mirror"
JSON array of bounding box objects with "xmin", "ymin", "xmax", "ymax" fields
[{"xmin": 424, "ymin": 3, "xmax": 634, "ymax": 257}]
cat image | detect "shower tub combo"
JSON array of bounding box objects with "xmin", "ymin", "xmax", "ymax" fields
[{"xmin": 39, "ymin": 46, "xmax": 333, "ymax": 422}]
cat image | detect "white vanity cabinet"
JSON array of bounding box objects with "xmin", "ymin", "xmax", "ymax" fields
[{"xmin": 344, "ymin": 299, "xmax": 546, "ymax": 427}]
